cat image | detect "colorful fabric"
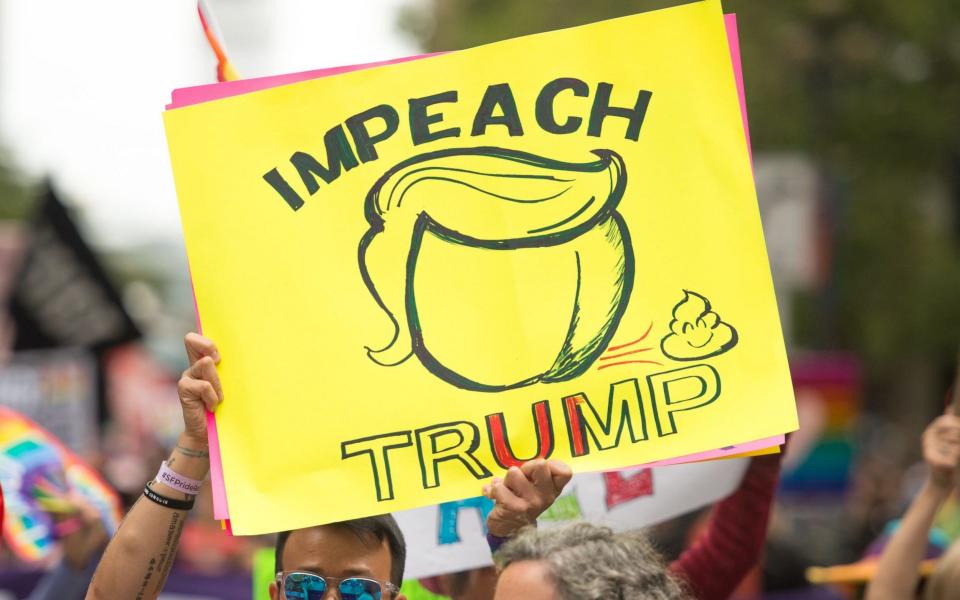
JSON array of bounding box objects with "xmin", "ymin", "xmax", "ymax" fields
[{"xmin": 0, "ymin": 407, "xmax": 121, "ymax": 563}]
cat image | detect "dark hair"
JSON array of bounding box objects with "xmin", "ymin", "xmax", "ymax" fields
[{"xmin": 275, "ymin": 514, "xmax": 406, "ymax": 586}]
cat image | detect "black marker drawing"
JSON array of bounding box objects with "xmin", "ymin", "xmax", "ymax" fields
[
  {"xmin": 358, "ymin": 146, "xmax": 634, "ymax": 392},
  {"xmin": 660, "ymin": 290, "xmax": 738, "ymax": 361}
]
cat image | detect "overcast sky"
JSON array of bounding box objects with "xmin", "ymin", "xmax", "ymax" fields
[{"xmin": 0, "ymin": 0, "xmax": 419, "ymax": 248}]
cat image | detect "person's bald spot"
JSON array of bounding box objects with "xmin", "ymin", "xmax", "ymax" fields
[
  {"xmin": 494, "ymin": 560, "xmax": 558, "ymax": 600},
  {"xmin": 269, "ymin": 525, "xmax": 396, "ymax": 600}
]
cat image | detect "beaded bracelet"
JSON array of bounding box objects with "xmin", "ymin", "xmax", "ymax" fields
[{"xmin": 143, "ymin": 484, "xmax": 195, "ymax": 511}]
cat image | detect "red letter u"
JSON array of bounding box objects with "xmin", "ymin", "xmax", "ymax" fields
[{"xmin": 485, "ymin": 400, "xmax": 555, "ymax": 469}]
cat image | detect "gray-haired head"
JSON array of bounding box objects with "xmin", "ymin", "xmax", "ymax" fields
[{"xmin": 494, "ymin": 522, "xmax": 689, "ymax": 600}]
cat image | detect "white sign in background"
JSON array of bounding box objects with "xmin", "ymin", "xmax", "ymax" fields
[{"xmin": 396, "ymin": 458, "xmax": 749, "ymax": 579}]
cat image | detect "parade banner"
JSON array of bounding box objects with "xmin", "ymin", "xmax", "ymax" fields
[
  {"xmin": 8, "ymin": 187, "xmax": 140, "ymax": 353},
  {"xmin": 168, "ymin": 12, "xmax": 773, "ymax": 527},
  {"xmin": 164, "ymin": 0, "xmax": 797, "ymax": 534},
  {"xmin": 396, "ymin": 458, "xmax": 748, "ymax": 578}
]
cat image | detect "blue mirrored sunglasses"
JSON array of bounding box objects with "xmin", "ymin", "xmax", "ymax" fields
[{"xmin": 278, "ymin": 571, "xmax": 400, "ymax": 600}]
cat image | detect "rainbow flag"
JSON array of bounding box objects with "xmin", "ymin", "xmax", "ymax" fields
[{"xmin": 0, "ymin": 407, "xmax": 122, "ymax": 563}]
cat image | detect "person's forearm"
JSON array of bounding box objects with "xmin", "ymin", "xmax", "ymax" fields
[
  {"xmin": 865, "ymin": 480, "xmax": 949, "ymax": 600},
  {"xmin": 86, "ymin": 434, "xmax": 209, "ymax": 600},
  {"xmin": 669, "ymin": 452, "xmax": 781, "ymax": 600}
]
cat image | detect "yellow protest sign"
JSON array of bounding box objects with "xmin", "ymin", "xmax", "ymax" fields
[{"xmin": 164, "ymin": 0, "xmax": 797, "ymax": 535}]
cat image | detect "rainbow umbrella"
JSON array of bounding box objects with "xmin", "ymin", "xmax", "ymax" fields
[{"xmin": 0, "ymin": 407, "xmax": 122, "ymax": 563}]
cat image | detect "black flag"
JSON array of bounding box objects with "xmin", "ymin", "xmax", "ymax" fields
[{"xmin": 8, "ymin": 186, "xmax": 140, "ymax": 351}]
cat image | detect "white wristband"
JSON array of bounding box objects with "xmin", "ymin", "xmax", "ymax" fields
[{"xmin": 156, "ymin": 461, "xmax": 202, "ymax": 495}]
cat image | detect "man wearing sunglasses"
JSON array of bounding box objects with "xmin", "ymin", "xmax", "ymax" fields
[
  {"xmin": 86, "ymin": 333, "xmax": 568, "ymax": 600},
  {"xmin": 272, "ymin": 517, "xmax": 405, "ymax": 600}
]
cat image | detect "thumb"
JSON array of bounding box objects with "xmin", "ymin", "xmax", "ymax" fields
[{"xmin": 547, "ymin": 460, "xmax": 573, "ymax": 492}]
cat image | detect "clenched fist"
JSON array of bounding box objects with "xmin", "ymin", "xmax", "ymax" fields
[
  {"xmin": 483, "ymin": 459, "xmax": 573, "ymax": 538},
  {"xmin": 177, "ymin": 333, "xmax": 223, "ymax": 446},
  {"xmin": 923, "ymin": 412, "xmax": 960, "ymax": 491}
]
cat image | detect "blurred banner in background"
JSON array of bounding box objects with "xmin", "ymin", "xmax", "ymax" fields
[
  {"xmin": 397, "ymin": 457, "xmax": 750, "ymax": 578},
  {"xmin": 7, "ymin": 186, "xmax": 139, "ymax": 353},
  {"xmin": 0, "ymin": 350, "xmax": 97, "ymax": 458},
  {"xmin": 782, "ymin": 354, "xmax": 861, "ymax": 494}
]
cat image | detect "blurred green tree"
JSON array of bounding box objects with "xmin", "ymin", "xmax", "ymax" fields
[
  {"xmin": 0, "ymin": 156, "xmax": 33, "ymax": 219},
  {"xmin": 399, "ymin": 0, "xmax": 960, "ymax": 418}
]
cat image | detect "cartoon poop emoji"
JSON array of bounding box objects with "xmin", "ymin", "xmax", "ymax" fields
[
  {"xmin": 660, "ymin": 290, "xmax": 738, "ymax": 361},
  {"xmin": 358, "ymin": 146, "xmax": 634, "ymax": 392}
]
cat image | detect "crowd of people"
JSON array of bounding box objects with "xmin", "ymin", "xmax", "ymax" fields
[
  {"xmin": 0, "ymin": 327, "xmax": 951, "ymax": 600},
  {"xmin": 20, "ymin": 334, "xmax": 937, "ymax": 599},
  {"xmin": 0, "ymin": 329, "xmax": 953, "ymax": 599}
]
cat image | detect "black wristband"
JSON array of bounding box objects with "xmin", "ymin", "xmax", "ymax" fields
[{"xmin": 143, "ymin": 484, "xmax": 195, "ymax": 511}]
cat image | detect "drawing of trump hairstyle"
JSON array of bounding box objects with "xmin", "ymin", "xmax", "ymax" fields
[{"xmin": 358, "ymin": 146, "xmax": 634, "ymax": 392}]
